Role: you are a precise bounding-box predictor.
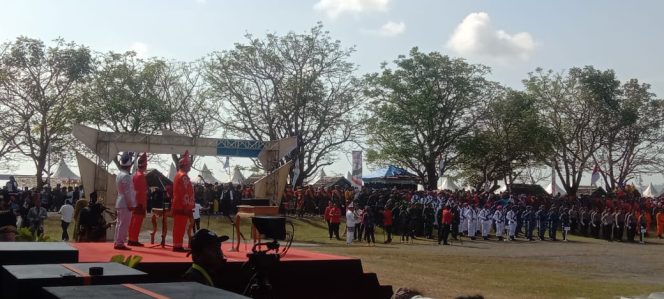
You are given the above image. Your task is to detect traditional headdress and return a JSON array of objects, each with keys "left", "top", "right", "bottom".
[
  {"left": 119, "top": 152, "right": 133, "bottom": 167},
  {"left": 138, "top": 152, "right": 148, "bottom": 168},
  {"left": 179, "top": 150, "right": 190, "bottom": 168}
]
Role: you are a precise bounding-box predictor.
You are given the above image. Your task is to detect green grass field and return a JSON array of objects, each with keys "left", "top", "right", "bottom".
[{"left": 41, "top": 214, "right": 664, "bottom": 299}]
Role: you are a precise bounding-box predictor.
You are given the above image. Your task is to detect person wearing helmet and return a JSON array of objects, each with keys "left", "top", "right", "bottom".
[{"left": 114, "top": 152, "right": 136, "bottom": 250}]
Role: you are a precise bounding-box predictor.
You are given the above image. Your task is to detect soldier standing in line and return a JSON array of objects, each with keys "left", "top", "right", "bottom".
[
  {"left": 479, "top": 204, "right": 492, "bottom": 240},
  {"left": 601, "top": 208, "right": 614, "bottom": 241},
  {"left": 493, "top": 206, "right": 505, "bottom": 241},
  {"left": 465, "top": 204, "right": 478, "bottom": 240},
  {"left": 560, "top": 207, "right": 570, "bottom": 242},
  {"left": 638, "top": 209, "right": 648, "bottom": 244},
  {"left": 536, "top": 205, "right": 547, "bottom": 241},
  {"left": 614, "top": 208, "right": 625, "bottom": 242},
  {"left": 569, "top": 206, "right": 579, "bottom": 235},
  {"left": 451, "top": 203, "right": 461, "bottom": 240},
  {"left": 423, "top": 204, "right": 435, "bottom": 239},
  {"left": 548, "top": 205, "right": 559, "bottom": 241},
  {"left": 590, "top": 207, "right": 601, "bottom": 238},
  {"left": 506, "top": 206, "right": 517, "bottom": 241},
  {"left": 625, "top": 209, "right": 637, "bottom": 243},
  {"left": 523, "top": 206, "right": 535, "bottom": 241},
  {"left": 579, "top": 207, "right": 589, "bottom": 236}
]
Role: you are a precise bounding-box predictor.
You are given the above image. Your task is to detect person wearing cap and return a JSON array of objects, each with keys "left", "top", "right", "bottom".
[
  {"left": 492, "top": 206, "right": 505, "bottom": 241},
  {"left": 128, "top": 153, "right": 148, "bottom": 247},
  {"left": 173, "top": 150, "right": 195, "bottom": 252},
  {"left": 523, "top": 206, "right": 535, "bottom": 241},
  {"left": 114, "top": 152, "right": 136, "bottom": 250},
  {"left": 506, "top": 206, "right": 517, "bottom": 241},
  {"left": 183, "top": 228, "right": 229, "bottom": 287},
  {"left": 345, "top": 203, "right": 357, "bottom": 245},
  {"left": 536, "top": 205, "right": 547, "bottom": 241},
  {"left": 478, "top": 204, "right": 492, "bottom": 240}
]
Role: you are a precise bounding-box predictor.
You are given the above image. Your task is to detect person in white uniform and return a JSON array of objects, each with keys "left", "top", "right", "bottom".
[
  {"left": 479, "top": 204, "right": 492, "bottom": 240},
  {"left": 464, "top": 204, "right": 477, "bottom": 240},
  {"left": 493, "top": 206, "right": 505, "bottom": 241},
  {"left": 506, "top": 206, "right": 517, "bottom": 241},
  {"left": 114, "top": 152, "right": 136, "bottom": 250},
  {"left": 345, "top": 203, "right": 358, "bottom": 245}
]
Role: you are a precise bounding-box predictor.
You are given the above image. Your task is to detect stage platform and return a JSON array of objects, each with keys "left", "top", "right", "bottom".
[
  {"left": 72, "top": 243, "right": 392, "bottom": 299},
  {"left": 72, "top": 242, "right": 350, "bottom": 263}
]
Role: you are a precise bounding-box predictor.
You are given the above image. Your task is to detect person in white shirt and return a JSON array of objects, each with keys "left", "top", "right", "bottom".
[
  {"left": 114, "top": 152, "right": 136, "bottom": 250},
  {"left": 345, "top": 203, "right": 357, "bottom": 245},
  {"left": 58, "top": 200, "right": 74, "bottom": 241},
  {"left": 493, "top": 206, "right": 505, "bottom": 241},
  {"left": 192, "top": 202, "right": 203, "bottom": 233}
]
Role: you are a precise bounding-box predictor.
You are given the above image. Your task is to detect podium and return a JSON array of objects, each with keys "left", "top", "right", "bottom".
[{"left": 232, "top": 198, "right": 279, "bottom": 251}]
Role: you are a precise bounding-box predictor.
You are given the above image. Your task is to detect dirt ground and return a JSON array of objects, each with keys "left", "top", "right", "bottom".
[{"left": 311, "top": 234, "right": 664, "bottom": 299}]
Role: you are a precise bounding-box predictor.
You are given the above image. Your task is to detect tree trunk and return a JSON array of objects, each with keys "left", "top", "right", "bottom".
[{"left": 425, "top": 162, "right": 438, "bottom": 190}]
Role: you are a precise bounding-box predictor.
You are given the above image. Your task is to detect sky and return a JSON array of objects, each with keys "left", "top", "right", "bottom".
[{"left": 1, "top": 0, "right": 663, "bottom": 187}]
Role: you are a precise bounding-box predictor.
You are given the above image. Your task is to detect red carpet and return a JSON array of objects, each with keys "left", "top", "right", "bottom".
[{"left": 72, "top": 242, "right": 349, "bottom": 263}]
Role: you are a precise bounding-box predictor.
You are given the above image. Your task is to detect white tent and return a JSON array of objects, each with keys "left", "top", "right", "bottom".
[
  {"left": 464, "top": 185, "right": 475, "bottom": 192},
  {"left": 437, "top": 177, "right": 460, "bottom": 191},
  {"left": 231, "top": 166, "right": 246, "bottom": 185},
  {"left": 493, "top": 184, "right": 508, "bottom": 194},
  {"left": 52, "top": 160, "right": 80, "bottom": 180},
  {"left": 196, "top": 164, "right": 220, "bottom": 184},
  {"left": 642, "top": 183, "right": 658, "bottom": 198},
  {"left": 545, "top": 182, "right": 567, "bottom": 196},
  {"left": 167, "top": 163, "right": 177, "bottom": 181}
]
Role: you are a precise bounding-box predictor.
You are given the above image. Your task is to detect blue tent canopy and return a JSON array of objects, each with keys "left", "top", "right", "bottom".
[{"left": 363, "top": 165, "right": 417, "bottom": 180}]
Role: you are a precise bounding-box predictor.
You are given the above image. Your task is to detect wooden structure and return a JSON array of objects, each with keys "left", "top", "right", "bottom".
[{"left": 72, "top": 124, "right": 296, "bottom": 247}]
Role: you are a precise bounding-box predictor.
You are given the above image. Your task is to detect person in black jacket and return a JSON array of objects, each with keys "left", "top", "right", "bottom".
[
  {"left": 183, "top": 229, "right": 229, "bottom": 287},
  {"left": 548, "top": 206, "right": 559, "bottom": 241}
]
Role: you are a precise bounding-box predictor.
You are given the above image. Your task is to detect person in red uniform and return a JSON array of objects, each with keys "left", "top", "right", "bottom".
[
  {"left": 328, "top": 203, "right": 341, "bottom": 240},
  {"left": 173, "top": 150, "right": 195, "bottom": 252},
  {"left": 128, "top": 153, "right": 148, "bottom": 246},
  {"left": 438, "top": 205, "right": 453, "bottom": 245}
]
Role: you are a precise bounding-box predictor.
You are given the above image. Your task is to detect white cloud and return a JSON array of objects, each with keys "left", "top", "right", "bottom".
[
  {"left": 129, "top": 42, "right": 149, "bottom": 58},
  {"left": 378, "top": 21, "right": 406, "bottom": 37},
  {"left": 195, "top": 0, "right": 207, "bottom": 4},
  {"left": 447, "top": 12, "right": 536, "bottom": 62},
  {"left": 314, "top": 0, "right": 390, "bottom": 19}
]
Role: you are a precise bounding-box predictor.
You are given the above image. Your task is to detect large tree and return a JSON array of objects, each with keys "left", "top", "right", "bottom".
[
  {"left": 365, "top": 47, "right": 498, "bottom": 189},
  {"left": 0, "top": 37, "right": 91, "bottom": 188},
  {"left": 456, "top": 90, "right": 552, "bottom": 191},
  {"left": 524, "top": 66, "right": 617, "bottom": 196},
  {"left": 205, "top": 24, "right": 364, "bottom": 186},
  {"left": 592, "top": 79, "right": 664, "bottom": 190},
  {"left": 80, "top": 51, "right": 172, "bottom": 135}
]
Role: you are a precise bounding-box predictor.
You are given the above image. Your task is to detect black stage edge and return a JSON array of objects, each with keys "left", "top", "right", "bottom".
[
  {"left": 1, "top": 262, "right": 148, "bottom": 299},
  {"left": 44, "top": 282, "right": 251, "bottom": 299},
  {"left": 135, "top": 258, "right": 393, "bottom": 299},
  {"left": 0, "top": 242, "right": 78, "bottom": 265}
]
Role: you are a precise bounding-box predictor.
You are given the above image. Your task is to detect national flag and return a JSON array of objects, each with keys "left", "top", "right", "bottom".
[
  {"left": 591, "top": 164, "right": 600, "bottom": 186},
  {"left": 223, "top": 156, "right": 230, "bottom": 169}
]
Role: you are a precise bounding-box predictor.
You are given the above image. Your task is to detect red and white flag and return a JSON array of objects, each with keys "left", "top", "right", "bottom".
[{"left": 591, "top": 164, "right": 600, "bottom": 186}]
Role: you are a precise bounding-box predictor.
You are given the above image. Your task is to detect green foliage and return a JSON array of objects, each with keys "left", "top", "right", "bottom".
[
  {"left": 110, "top": 254, "right": 142, "bottom": 268},
  {"left": 365, "top": 47, "right": 498, "bottom": 189},
  {"left": 205, "top": 23, "right": 364, "bottom": 187},
  {"left": 0, "top": 37, "right": 92, "bottom": 188},
  {"left": 15, "top": 227, "right": 51, "bottom": 242}
]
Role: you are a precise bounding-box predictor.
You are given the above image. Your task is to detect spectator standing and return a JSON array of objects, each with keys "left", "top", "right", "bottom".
[
  {"left": 28, "top": 196, "right": 48, "bottom": 237},
  {"left": 363, "top": 207, "right": 376, "bottom": 246},
  {"left": 329, "top": 204, "right": 341, "bottom": 240},
  {"left": 382, "top": 205, "right": 393, "bottom": 244},
  {"left": 345, "top": 203, "right": 357, "bottom": 245},
  {"left": 58, "top": 200, "right": 74, "bottom": 241}
]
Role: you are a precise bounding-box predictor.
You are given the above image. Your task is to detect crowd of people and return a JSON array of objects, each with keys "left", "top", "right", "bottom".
[{"left": 276, "top": 184, "right": 664, "bottom": 246}]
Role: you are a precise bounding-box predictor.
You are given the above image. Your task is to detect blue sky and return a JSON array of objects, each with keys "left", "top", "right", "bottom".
[{"left": 1, "top": 0, "right": 663, "bottom": 185}]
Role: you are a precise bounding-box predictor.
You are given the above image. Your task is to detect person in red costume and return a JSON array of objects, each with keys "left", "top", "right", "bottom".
[
  {"left": 173, "top": 150, "right": 195, "bottom": 252},
  {"left": 128, "top": 153, "right": 148, "bottom": 247}
]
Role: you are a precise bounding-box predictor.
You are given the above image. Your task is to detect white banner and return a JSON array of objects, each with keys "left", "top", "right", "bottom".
[{"left": 351, "top": 151, "right": 363, "bottom": 187}]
